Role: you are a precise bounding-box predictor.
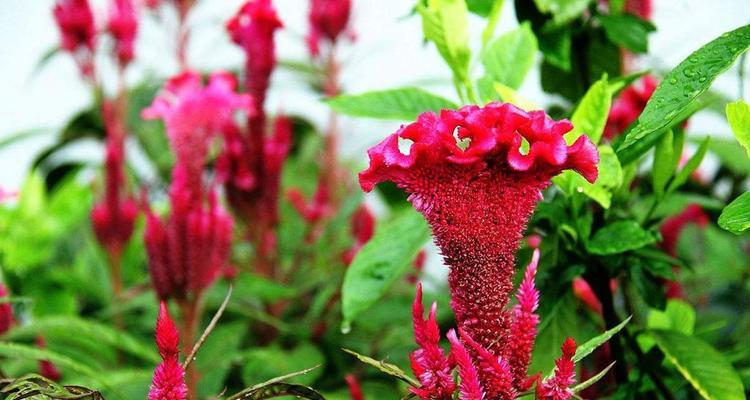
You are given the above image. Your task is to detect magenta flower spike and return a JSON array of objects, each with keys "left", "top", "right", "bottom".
[
  {"left": 107, "top": 0, "right": 139, "bottom": 69},
  {"left": 537, "top": 338, "right": 578, "bottom": 400},
  {"left": 306, "top": 0, "right": 352, "bottom": 57},
  {"left": 148, "top": 303, "right": 187, "bottom": 400},
  {"left": 0, "top": 284, "right": 15, "bottom": 335},
  {"left": 53, "top": 0, "right": 97, "bottom": 78}
]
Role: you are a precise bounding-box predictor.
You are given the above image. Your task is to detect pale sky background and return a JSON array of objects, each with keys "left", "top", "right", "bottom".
[{"left": 0, "top": 0, "right": 748, "bottom": 192}]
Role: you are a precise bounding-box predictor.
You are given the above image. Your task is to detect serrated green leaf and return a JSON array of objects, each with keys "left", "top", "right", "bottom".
[
  {"left": 326, "top": 87, "right": 458, "bottom": 120},
  {"left": 534, "top": 0, "right": 592, "bottom": 24},
  {"left": 481, "top": 23, "right": 538, "bottom": 90},
  {"left": 587, "top": 220, "right": 657, "bottom": 255},
  {"left": 618, "top": 24, "right": 750, "bottom": 163},
  {"left": 667, "top": 136, "right": 709, "bottom": 193},
  {"left": 725, "top": 100, "right": 750, "bottom": 158},
  {"left": 574, "top": 316, "right": 631, "bottom": 363},
  {"left": 568, "top": 76, "right": 611, "bottom": 145},
  {"left": 342, "top": 348, "right": 420, "bottom": 387},
  {"left": 598, "top": 14, "right": 655, "bottom": 54},
  {"left": 341, "top": 209, "right": 431, "bottom": 330},
  {"left": 652, "top": 330, "right": 745, "bottom": 400},
  {"left": 719, "top": 191, "right": 750, "bottom": 234},
  {"left": 418, "top": 0, "right": 471, "bottom": 82}
]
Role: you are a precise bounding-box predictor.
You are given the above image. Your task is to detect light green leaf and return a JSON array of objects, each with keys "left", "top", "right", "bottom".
[
  {"left": 342, "top": 348, "right": 420, "bottom": 387},
  {"left": 647, "top": 300, "right": 696, "bottom": 335},
  {"left": 652, "top": 330, "right": 745, "bottom": 400},
  {"left": 719, "top": 191, "right": 750, "bottom": 234},
  {"left": 240, "top": 343, "right": 324, "bottom": 387},
  {"left": 618, "top": 24, "right": 750, "bottom": 163},
  {"left": 341, "top": 209, "right": 431, "bottom": 331},
  {"left": 493, "top": 82, "right": 538, "bottom": 111},
  {"left": 480, "top": 0, "right": 505, "bottom": 46},
  {"left": 553, "top": 145, "right": 622, "bottom": 209},
  {"left": 533, "top": 0, "right": 592, "bottom": 24},
  {"left": 481, "top": 23, "right": 538, "bottom": 90},
  {"left": 568, "top": 76, "right": 611, "bottom": 145},
  {"left": 652, "top": 130, "right": 675, "bottom": 198},
  {"left": 587, "top": 220, "right": 657, "bottom": 255},
  {"left": 573, "top": 362, "right": 615, "bottom": 394},
  {"left": 0, "top": 342, "right": 106, "bottom": 385},
  {"left": 700, "top": 136, "right": 750, "bottom": 175},
  {"left": 326, "top": 87, "right": 458, "bottom": 120},
  {"left": 418, "top": 0, "right": 471, "bottom": 82},
  {"left": 725, "top": 100, "right": 750, "bottom": 158},
  {"left": 667, "top": 137, "right": 709, "bottom": 193}
]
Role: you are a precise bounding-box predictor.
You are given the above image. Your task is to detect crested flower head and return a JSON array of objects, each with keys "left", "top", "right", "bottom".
[
  {"left": 360, "top": 102, "right": 597, "bottom": 356},
  {"left": 226, "top": 0, "right": 282, "bottom": 104},
  {"left": 306, "top": 0, "right": 352, "bottom": 57},
  {"left": 604, "top": 75, "right": 658, "bottom": 139},
  {"left": 149, "top": 303, "right": 187, "bottom": 400},
  {"left": 107, "top": 0, "right": 139, "bottom": 68},
  {"left": 0, "top": 284, "right": 15, "bottom": 335}
]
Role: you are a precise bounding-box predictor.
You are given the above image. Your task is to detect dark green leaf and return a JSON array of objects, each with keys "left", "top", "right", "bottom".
[
  {"left": 341, "top": 209, "right": 431, "bottom": 330},
  {"left": 725, "top": 100, "right": 750, "bottom": 158},
  {"left": 574, "top": 316, "right": 631, "bottom": 363},
  {"left": 652, "top": 130, "right": 675, "bottom": 198},
  {"left": 587, "top": 220, "right": 657, "bottom": 255},
  {"left": 618, "top": 24, "right": 750, "bottom": 162},
  {"left": 652, "top": 330, "right": 745, "bottom": 400},
  {"left": 598, "top": 14, "right": 655, "bottom": 54},
  {"left": 326, "top": 88, "right": 458, "bottom": 120},
  {"left": 667, "top": 136, "right": 709, "bottom": 193},
  {"left": 718, "top": 191, "right": 750, "bottom": 234}
]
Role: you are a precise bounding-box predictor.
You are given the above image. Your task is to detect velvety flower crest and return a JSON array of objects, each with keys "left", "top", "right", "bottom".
[{"left": 149, "top": 303, "right": 187, "bottom": 400}]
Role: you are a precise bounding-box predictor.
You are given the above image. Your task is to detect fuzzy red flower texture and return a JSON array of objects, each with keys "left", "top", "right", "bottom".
[
  {"left": 361, "top": 102, "right": 597, "bottom": 357},
  {"left": 306, "top": 0, "right": 352, "bottom": 57},
  {"left": 107, "top": 0, "right": 139, "bottom": 68},
  {"left": 604, "top": 75, "right": 658, "bottom": 139},
  {"left": 537, "top": 338, "right": 577, "bottom": 400},
  {"left": 149, "top": 303, "right": 187, "bottom": 400}
]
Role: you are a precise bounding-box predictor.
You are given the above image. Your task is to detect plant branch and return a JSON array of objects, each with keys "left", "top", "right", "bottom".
[{"left": 183, "top": 286, "right": 233, "bottom": 370}]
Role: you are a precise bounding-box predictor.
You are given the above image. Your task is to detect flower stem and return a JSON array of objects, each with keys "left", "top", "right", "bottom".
[{"left": 178, "top": 295, "right": 202, "bottom": 400}]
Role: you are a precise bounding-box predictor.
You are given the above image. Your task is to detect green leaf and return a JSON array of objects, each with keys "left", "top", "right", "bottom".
[
  {"left": 568, "top": 76, "right": 611, "bottom": 145},
  {"left": 0, "top": 343, "right": 105, "bottom": 384},
  {"left": 667, "top": 136, "right": 709, "bottom": 193},
  {"left": 574, "top": 316, "right": 631, "bottom": 363},
  {"left": 725, "top": 100, "right": 750, "bottom": 158},
  {"left": 240, "top": 343, "right": 324, "bottom": 387},
  {"left": 196, "top": 322, "right": 246, "bottom": 398},
  {"left": 480, "top": 0, "right": 505, "bottom": 46},
  {"left": 598, "top": 14, "right": 655, "bottom": 54},
  {"left": 466, "top": 0, "right": 495, "bottom": 16},
  {"left": 618, "top": 24, "right": 750, "bottom": 162},
  {"left": 553, "top": 145, "right": 622, "bottom": 209},
  {"left": 417, "top": 0, "right": 472, "bottom": 82},
  {"left": 341, "top": 209, "right": 431, "bottom": 331},
  {"left": 481, "top": 23, "right": 538, "bottom": 90},
  {"left": 326, "top": 87, "right": 458, "bottom": 120},
  {"left": 719, "top": 191, "right": 750, "bottom": 234},
  {"left": 493, "top": 82, "right": 538, "bottom": 111},
  {"left": 701, "top": 136, "right": 750, "bottom": 175},
  {"left": 533, "top": 0, "right": 592, "bottom": 24},
  {"left": 587, "top": 220, "right": 657, "bottom": 255},
  {"left": 342, "top": 348, "right": 420, "bottom": 387},
  {"left": 652, "top": 130, "right": 675, "bottom": 198},
  {"left": 652, "top": 330, "right": 745, "bottom": 400},
  {"left": 573, "top": 362, "right": 615, "bottom": 394},
  {"left": 647, "top": 300, "right": 696, "bottom": 335},
  {"left": 530, "top": 294, "right": 580, "bottom": 374}
]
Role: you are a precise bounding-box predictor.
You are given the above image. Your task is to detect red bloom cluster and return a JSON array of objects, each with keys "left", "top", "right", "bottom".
[
  {"left": 0, "top": 284, "right": 15, "bottom": 334},
  {"left": 306, "top": 0, "right": 353, "bottom": 57},
  {"left": 342, "top": 204, "right": 375, "bottom": 265},
  {"left": 107, "top": 0, "right": 139, "bottom": 68},
  {"left": 537, "top": 338, "right": 578, "bottom": 400},
  {"left": 604, "top": 75, "right": 658, "bottom": 139},
  {"left": 149, "top": 303, "right": 187, "bottom": 400},
  {"left": 360, "top": 103, "right": 596, "bottom": 398},
  {"left": 91, "top": 102, "right": 138, "bottom": 257},
  {"left": 143, "top": 71, "right": 245, "bottom": 300},
  {"left": 288, "top": 178, "right": 333, "bottom": 225},
  {"left": 53, "top": 0, "right": 96, "bottom": 77}
]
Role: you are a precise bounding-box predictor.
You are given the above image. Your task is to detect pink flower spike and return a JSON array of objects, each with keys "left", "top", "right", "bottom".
[
  {"left": 458, "top": 328, "right": 515, "bottom": 400},
  {"left": 508, "top": 249, "right": 541, "bottom": 387},
  {"left": 107, "top": 0, "right": 139, "bottom": 68},
  {"left": 409, "top": 284, "right": 456, "bottom": 400},
  {"left": 345, "top": 374, "right": 364, "bottom": 400},
  {"left": 306, "top": 0, "right": 352, "bottom": 57},
  {"left": 447, "top": 329, "right": 484, "bottom": 400},
  {"left": 537, "top": 338, "right": 577, "bottom": 400},
  {"left": 53, "top": 0, "right": 97, "bottom": 77},
  {"left": 0, "top": 284, "right": 15, "bottom": 335},
  {"left": 572, "top": 278, "right": 602, "bottom": 314},
  {"left": 149, "top": 303, "right": 187, "bottom": 400}
]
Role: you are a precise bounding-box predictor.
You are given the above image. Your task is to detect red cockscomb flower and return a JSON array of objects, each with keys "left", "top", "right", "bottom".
[
  {"left": 149, "top": 303, "right": 187, "bottom": 400},
  {"left": 604, "top": 75, "right": 658, "bottom": 139},
  {"left": 306, "top": 0, "right": 352, "bottom": 57},
  {"left": 53, "top": 0, "right": 97, "bottom": 78},
  {"left": 360, "top": 102, "right": 597, "bottom": 357},
  {"left": 107, "top": 0, "right": 139, "bottom": 68}
]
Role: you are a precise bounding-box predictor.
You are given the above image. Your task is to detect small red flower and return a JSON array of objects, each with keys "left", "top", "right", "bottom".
[
  {"left": 604, "top": 75, "right": 658, "bottom": 139},
  {"left": 345, "top": 374, "right": 365, "bottom": 400},
  {"left": 53, "top": 0, "right": 97, "bottom": 77},
  {"left": 306, "top": 0, "right": 352, "bottom": 57},
  {"left": 360, "top": 102, "right": 597, "bottom": 357},
  {"left": 572, "top": 277, "right": 602, "bottom": 314},
  {"left": 537, "top": 338, "right": 577, "bottom": 400},
  {"left": 107, "top": 0, "right": 139, "bottom": 68},
  {"left": 447, "top": 329, "right": 484, "bottom": 400},
  {"left": 508, "top": 249, "right": 541, "bottom": 387},
  {"left": 625, "top": 0, "right": 652, "bottom": 20},
  {"left": 149, "top": 303, "right": 187, "bottom": 400},
  {"left": 0, "top": 284, "right": 15, "bottom": 335},
  {"left": 659, "top": 204, "right": 709, "bottom": 299},
  {"left": 342, "top": 204, "right": 376, "bottom": 265}
]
